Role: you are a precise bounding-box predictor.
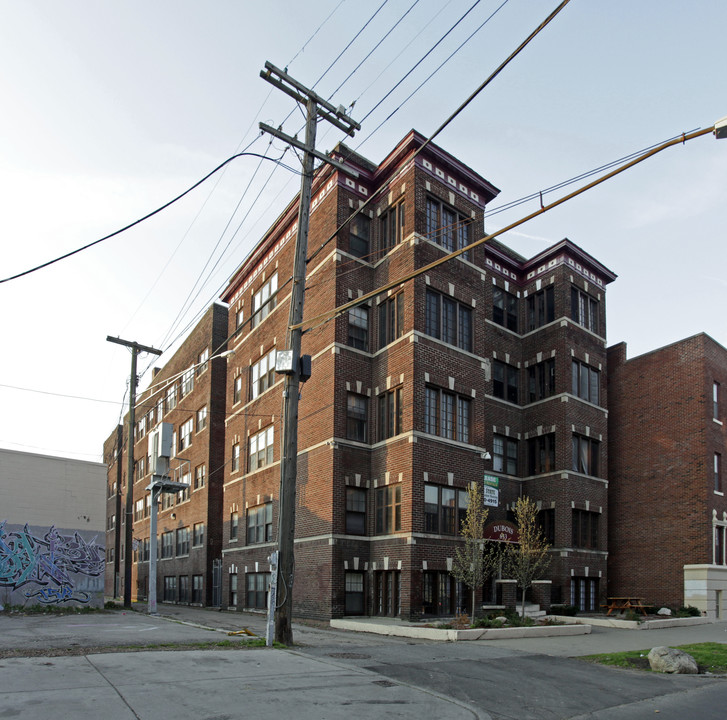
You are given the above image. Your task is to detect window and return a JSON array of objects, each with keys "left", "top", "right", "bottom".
[
  {"left": 178, "top": 575, "right": 190, "bottom": 603},
  {"left": 161, "top": 491, "right": 174, "bottom": 511},
  {"left": 251, "top": 349, "right": 276, "bottom": 399},
  {"left": 177, "top": 472, "right": 191, "bottom": 503},
  {"left": 374, "top": 570, "right": 401, "bottom": 617},
  {"left": 247, "top": 503, "right": 273, "bottom": 544},
  {"left": 715, "top": 525, "right": 726, "bottom": 565},
  {"left": 526, "top": 286, "right": 554, "bottom": 331},
  {"left": 196, "top": 405, "right": 207, "bottom": 432},
  {"left": 194, "top": 464, "right": 206, "bottom": 490},
  {"left": 572, "top": 509, "right": 599, "bottom": 549},
  {"left": 425, "top": 197, "right": 472, "bottom": 259},
  {"left": 349, "top": 214, "right": 371, "bottom": 259},
  {"left": 161, "top": 531, "right": 174, "bottom": 559},
  {"left": 192, "top": 575, "right": 203, "bottom": 604},
  {"left": 181, "top": 367, "right": 194, "bottom": 397},
  {"left": 572, "top": 360, "right": 600, "bottom": 404},
  {"left": 424, "top": 387, "right": 470, "bottom": 443},
  {"left": 714, "top": 382, "right": 720, "bottom": 420},
  {"left": 378, "top": 387, "right": 403, "bottom": 441},
  {"left": 348, "top": 306, "right": 369, "bottom": 351},
  {"left": 165, "top": 383, "right": 177, "bottom": 413},
  {"left": 135, "top": 457, "right": 145, "bottom": 481},
  {"left": 107, "top": 514, "right": 116, "bottom": 531},
  {"left": 425, "top": 289, "right": 472, "bottom": 351},
  {"left": 229, "top": 573, "right": 238, "bottom": 606},
  {"left": 134, "top": 499, "right": 144, "bottom": 522},
  {"left": 345, "top": 572, "right": 365, "bottom": 614},
  {"left": 249, "top": 426, "right": 274, "bottom": 471},
  {"left": 493, "top": 361, "right": 519, "bottom": 404},
  {"left": 493, "top": 435, "right": 518, "bottom": 475},
  {"left": 528, "top": 434, "right": 556, "bottom": 475},
  {"left": 346, "top": 487, "right": 366, "bottom": 535},
  {"left": 176, "top": 527, "right": 189, "bottom": 556},
  {"left": 715, "top": 453, "right": 722, "bottom": 493},
  {"left": 528, "top": 358, "right": 556, "bottom": 403},
  {"left": 380, "top": 201, "right": 405, "bottom": 252},
  {"left": 163, "top": 576, "right": 177, "bottom": 602},
  {"left": 233, "top": 375, "right": 243, "bottom": 404},
  {"left": 493, "top": 287, "right": 518, "bottom": 332},
  {"left": 346, "top": 393, "right": 368, "bottom": 442},
  {"left": 424, "top": 484, "right": 468, "bottom": 535},
  {"left": 246, "top": 573, "right": 270, "bottom": 609},
  {"left": 196, "top": 348, "right": 209, "bottom": 375},
  {"left": 251, "top": 273, "right": 278, "bottom": 328},
  {"left": 136, "top": 415, "right": 146, "bottom": 441},
  {"left": 378, "top": 293, "right": 404, "bottom": 347},
  {"left": 179, "top": 417, "right": 193, "bottom": 451},
  {"left": 571, "top": 287, "right": 599, "bottom": 333},
  {"left": 572, "top": 435, "right": 599, "bottom": 476},
  {"left": 375, "top": 485, "right": 401, "bottom": 534},
  {"left": 231, "top": 443, "right": 240, "bottom": 472},
  {"left": 193, "top": 523, "right": 205, "bottom": 547},
  {"left": 235, "top": 308, "right": 244, "bottom": 330},
  {"left": 539, "top": 508, "right": 556, "bottom": 545},
  {"left": 571, "top": 577, "right": 598, "bottom": 612},
  {"left": 230, "top": 511, "right": 239, "bottom": 540}
]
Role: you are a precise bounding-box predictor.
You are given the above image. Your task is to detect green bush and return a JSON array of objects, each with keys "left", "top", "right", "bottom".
[
  {"left": 550, "top": 604, "right": 578, "bottom": 616},
  {"left": 676, "top": 605, "right": 702, "bottom": 617}
]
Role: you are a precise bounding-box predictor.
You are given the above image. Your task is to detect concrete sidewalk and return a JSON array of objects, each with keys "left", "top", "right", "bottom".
[{"left": 0, "top": 648, "right": 485, "bottom": 720}]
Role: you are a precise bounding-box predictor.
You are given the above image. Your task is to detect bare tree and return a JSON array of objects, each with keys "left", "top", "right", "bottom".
[
  {"left": 451, "top": 482, "right": 498, "bottom": 619},
  {"left": 505, "top": 496, "right": 551, "bottom": 618}
]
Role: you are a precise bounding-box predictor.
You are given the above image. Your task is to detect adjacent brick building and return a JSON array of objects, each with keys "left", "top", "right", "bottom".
[
  {"left": 607, "top": 334, "right": 727, "bottom": 618},
  {"left": 104, "top": 302, "right": 228, "bottom": 605}
]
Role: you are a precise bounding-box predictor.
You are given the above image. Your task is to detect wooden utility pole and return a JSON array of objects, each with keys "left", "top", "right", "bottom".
[
  {"left": 259, "top": 61, "right": 359, "bottom": 645},
  {"left": 107, "top": 336, "right": 163, "bottom": 608}
]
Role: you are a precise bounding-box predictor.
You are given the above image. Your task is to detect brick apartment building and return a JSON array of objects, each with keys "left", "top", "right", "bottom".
[
  {"left": 105, "top": 131, "right": 618, "bottom": 619},
  {"left": 608, "top": 334, "right": 727, "bottom": 618},
  {"left": 217, "top": 130, "right": 616, "bottom": 619},
  {"left": 104, "top": 302, "right": 228, "bottom": 605}
]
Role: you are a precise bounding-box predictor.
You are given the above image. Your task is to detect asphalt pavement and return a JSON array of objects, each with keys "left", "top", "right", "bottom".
[{"left": 1, "top": 605, "right": 727, "bottom": 720}]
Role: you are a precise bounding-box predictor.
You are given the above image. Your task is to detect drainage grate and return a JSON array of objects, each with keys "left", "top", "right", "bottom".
[
  {"left": 327, "top": 652, "right": 371, "bottom": 659},
  {"left": 372, "top": 679, "right": 398, "bottom": 687}
]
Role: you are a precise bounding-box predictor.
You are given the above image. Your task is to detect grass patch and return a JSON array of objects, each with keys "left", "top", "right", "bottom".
[{"left": 581, "top": 643, "right": 727, "bottom": 674}]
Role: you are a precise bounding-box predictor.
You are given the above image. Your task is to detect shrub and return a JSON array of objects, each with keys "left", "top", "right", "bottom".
[
  {"left": 676, "top": 605, "right": 702, "bottom": 617},
  {"left": 550, "top": 604, "right": 578, "bottom": 616}
]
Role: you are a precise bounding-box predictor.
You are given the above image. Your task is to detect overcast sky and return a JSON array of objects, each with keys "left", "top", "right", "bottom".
[{"left": 1, "top": 0, "right": 725, "bottom": 462}]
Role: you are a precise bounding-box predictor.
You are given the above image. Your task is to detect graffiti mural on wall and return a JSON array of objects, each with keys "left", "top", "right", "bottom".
[{"left": 0, "top": 521, "right": 104, "bottom": 604}]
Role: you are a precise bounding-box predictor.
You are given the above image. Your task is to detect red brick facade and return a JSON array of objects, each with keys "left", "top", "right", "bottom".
[
  {"left": 106, "top": 131, "right": 619, "bottom": 619},
  {"left": 607, "top": 334, "right": 727, "bottom": 614}
]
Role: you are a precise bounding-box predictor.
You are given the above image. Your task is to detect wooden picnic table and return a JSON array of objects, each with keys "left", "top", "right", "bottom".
[{"left": 602, "top": 597, "right": 651, "bottom": 616}]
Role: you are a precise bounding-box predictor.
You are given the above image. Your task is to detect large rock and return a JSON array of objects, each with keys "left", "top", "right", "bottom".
[
  {"left": 656, "top": 607, "right": 672, "bottom": 616},
  {"left": 647, "top": 646, "right": 698, "bottom": 674}
]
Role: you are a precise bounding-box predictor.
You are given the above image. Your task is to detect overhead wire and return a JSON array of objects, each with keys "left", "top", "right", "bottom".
[
  {"left": 354, "top": 0, "right": 510, "bottom": 150},
  {"left": 306, "top": 0, "right": 572, "bottom": 273},
  {"left": 0, "top": 151, "right": 301, "bottom": 285},
  {"left": 299, "top": 125, "right": 716, "bottom": 337}
]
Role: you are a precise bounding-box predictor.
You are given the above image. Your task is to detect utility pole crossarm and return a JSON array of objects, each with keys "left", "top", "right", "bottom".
[
  {"left": 106, "top": 336, "right": 163, "bottom": 357},
  {"left": 258, "top": 123, "right": 359, "bottom": 178},
  {"left": 261, "top": 61, "right": 360, "bottom": 135}
]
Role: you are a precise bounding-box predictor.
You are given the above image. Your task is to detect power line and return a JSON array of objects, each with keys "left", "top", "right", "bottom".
[
  {"left": 298, "top": 125, "right": 716, "bottom": 335},
  {"left": 306, "top": 0, "right": 572, "bottom": 270},
  {"left": 0, "top": 152, "right": 301, "bottom": 285},
  {"left": 355, "top": 0, "right": 509, "bottom": 149}
]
